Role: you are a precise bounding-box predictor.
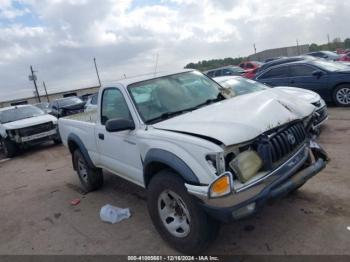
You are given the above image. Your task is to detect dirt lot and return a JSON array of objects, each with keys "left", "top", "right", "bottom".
[{"left": 0, "top": 107, "right": 349, "bottom": 255}]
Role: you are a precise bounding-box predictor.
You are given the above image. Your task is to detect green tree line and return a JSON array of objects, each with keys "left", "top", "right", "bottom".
[
  {"left": 309, "top": 38, "right": 350, "bottom": 52},
  {"left": 185, "top": 38, "right": 350, "bottom": 71}
]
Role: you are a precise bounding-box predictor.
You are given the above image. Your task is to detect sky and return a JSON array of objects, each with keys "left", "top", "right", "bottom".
[{"left": 0, "top": 0, "right": 349, "bottom": 101}]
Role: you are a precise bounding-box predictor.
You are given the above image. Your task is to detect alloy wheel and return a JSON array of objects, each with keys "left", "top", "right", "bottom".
[{"left": 336, "top": 87, "right": 350, "bottom": 105}]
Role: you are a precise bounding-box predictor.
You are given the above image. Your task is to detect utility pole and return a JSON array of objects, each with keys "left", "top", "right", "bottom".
[
  {"left": 253, "top": 43, "right": 257, "bottom": 54},
  {"left": 327, "top": 33, "right": 331, "bottom": 49},
  {"left": 296, "top": 39, "right": 300, "bottom": 55},
  {"left": 93, "top": 57, "right": 102, "bottom": 87},
  {"left": 154, "top": 53, "right": 159, "bottom": 76},
  {"left": 43, "top": 81, "right": 50, "bottom": 102},
  {"left": 29, "top": 65, "right": 41, "bottom": 103}
]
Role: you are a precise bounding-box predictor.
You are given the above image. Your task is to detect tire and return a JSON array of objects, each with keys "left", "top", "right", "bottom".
[
  {"left": 147, "top": 170, "right": 219, "bottom": 254},
  {"left": 53, "top": 138, "right": 62, "bottom": 145},
  {"left": 73, "top": 149, "right": 103, "bottom": 192},
  {"left": 333, "top": 84, "right": 350, "bottom": 107},
  {"left": 1, "top": 139, "right": 17, "bottom": 158}
]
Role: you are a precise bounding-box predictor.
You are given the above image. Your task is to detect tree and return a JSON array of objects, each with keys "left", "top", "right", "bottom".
[
  {"left": 345, "top": 38, "right": 350, "bottom": 49},
  {"left": 309, "top": 43, "right": 319, "bottom": 52}
]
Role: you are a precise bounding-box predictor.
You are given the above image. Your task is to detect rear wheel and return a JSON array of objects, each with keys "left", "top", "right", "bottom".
[
  {"left": 333, "top": 84, "right": 350, "bottom": 107},
  {"left": 1, "top": 139, "right": 17, "bottom": 158},
  {"left": 73, "top": 149, "right": 103, "bottom": 192},
  {"left": 147, "top": 170, "right": 219, "bottom": 254}
]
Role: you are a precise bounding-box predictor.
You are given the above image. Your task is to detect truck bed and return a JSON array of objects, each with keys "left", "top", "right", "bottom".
[{"left": 64, "top": 110, "right": 97, "bottom": 123}]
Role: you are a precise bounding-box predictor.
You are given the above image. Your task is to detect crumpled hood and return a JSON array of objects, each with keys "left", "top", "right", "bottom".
[
  {"left": 272, "top": 86, "right": 320, "bottom": 103},
  {"left": 1, "top": 114, "right": 57, "bottom": 130},
  {"left": 153, "top": 91, "right": 315, "bottom": 145}
]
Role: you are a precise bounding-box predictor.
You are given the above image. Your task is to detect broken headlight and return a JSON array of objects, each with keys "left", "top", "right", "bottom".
[
  {"left": 229, "top": 150, "right": 263, "bottom": 183},
  {"left": 206, "top": 152, "right": 225, "bottom": 175}
]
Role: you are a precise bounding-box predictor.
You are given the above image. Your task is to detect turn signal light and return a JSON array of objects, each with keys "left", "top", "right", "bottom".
[{"left": 209, "top": 174, "right": 231, "bottom": 198}]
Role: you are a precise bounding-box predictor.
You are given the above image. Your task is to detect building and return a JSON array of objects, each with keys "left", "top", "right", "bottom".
[
  {"left": 248, "top": 44, "right": 310, "bottom": 62},
  {"left": 0, "top": 86, "right": 100, "bottom": 108}
]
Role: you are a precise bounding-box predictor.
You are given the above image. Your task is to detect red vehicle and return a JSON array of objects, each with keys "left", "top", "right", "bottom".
[
  {"left": 336, "top": 49, "right": 350, "bottom": 55},
  {"left": 339, "top": 53, "right": 350, "bottom": 62},
  {"left": 242, "top": 68, "right": 258, "bottom": 79},
  {"left": 239, "top": 61, "right": 262, "bottom": 71}
]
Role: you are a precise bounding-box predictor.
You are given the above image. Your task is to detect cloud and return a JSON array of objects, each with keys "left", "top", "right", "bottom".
[{"left": 0, "top": 0, "right": 349, "bottom": 101}]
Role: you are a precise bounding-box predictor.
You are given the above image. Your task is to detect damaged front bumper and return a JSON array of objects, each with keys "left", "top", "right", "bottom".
[{"left": 185, "top": 140, "right": 328, "bottom": 223}]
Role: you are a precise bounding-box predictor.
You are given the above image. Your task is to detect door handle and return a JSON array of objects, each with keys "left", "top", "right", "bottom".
[
  {"left": 290, "top": 80, "right": 295, "bottom": 84},
  {"left": 98, "top": 133, "right": 104, "bottom": 140}
]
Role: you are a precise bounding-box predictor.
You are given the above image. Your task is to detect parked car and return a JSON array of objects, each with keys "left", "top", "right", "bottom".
[
  {"left": 84, "top": 93, "right": 98, "bottom": 112},
  {"left": 204, "top": 66, "right": 245, "bottom": 77},
  {"left": 238, "top": 61, "right": 262, "bottom": 71},
  {"left": 257, "top": 56, "right": 316, "bottom": 74},
  {"left": 338, "top": 61, "right": 350, "bottom": 67},
  {"left": 306, "top": 51, "right": 340, "bottom": 61},
  {"left": 339, "top": 52, "right": 350, "bottom": 62},
  {"left": 0, "top": 105, "right": 60, "bottom": 157},
  {"left": 255, "top": 59, "right": 350, "bottom": 106},
  {"left": 49, "top": 97, "right": 86, "bottom": 118},
  {"left": 213, "top": 76, "right": 328, "bottom": 130},
  {"left": 59, "top": 70, "right": 328, "bottom": 254},
  {"left": 34, "top": 102, "right": 51, "bottom": 114},
  {"left": 264, "top": 57, "right": 286, "bottom": 63}
]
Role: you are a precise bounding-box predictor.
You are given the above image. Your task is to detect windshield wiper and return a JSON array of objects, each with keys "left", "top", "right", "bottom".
[{"left": 146, "top": 109, "right": 192, "bottom": 124}]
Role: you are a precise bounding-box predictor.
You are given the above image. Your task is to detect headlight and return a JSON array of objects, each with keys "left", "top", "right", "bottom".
[
  {"left": 229, "top": 151, "right": 262, "bottom": 183},
  {"left": 303, "top": 115, "right": 313, "bottom": 128},
  {"left": 208, "top": 172, "right": 232, "bottom": 198},
  {"left": 206, "top": 153, "right": 225, "bottom": 175}
]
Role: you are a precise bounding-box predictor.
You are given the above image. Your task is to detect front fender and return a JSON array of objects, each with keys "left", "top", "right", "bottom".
[
  {"left": 143, "top": 148, "right": 200, "bottom": 186},
  {"left": 67, "top": 133, "right": 95, "bottom": 170}
]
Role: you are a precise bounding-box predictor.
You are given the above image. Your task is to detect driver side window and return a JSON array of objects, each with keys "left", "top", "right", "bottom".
[{"left": 101, "top": 88, "right": 133, "bottom": 125}]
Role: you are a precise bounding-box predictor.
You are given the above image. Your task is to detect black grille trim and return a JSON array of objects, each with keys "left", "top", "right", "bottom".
[
  {"left": 18, "top": 122, "right": 54, "bottom": 137},
  {"left": 268, "top": 122, "right": 306, "bottom": 165}
]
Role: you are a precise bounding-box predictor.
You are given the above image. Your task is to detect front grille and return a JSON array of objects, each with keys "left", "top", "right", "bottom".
[
  {"left": 268, "top": 122, "right": 306, "bottom": 163},
  {"left": 18, "top": 122, "right": 54, "bottom": 137}
]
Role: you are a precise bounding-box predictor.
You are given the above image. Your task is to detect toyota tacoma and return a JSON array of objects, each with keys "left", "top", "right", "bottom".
[{"left": 58, "top": 70, "right": 328, "bottom": 254}]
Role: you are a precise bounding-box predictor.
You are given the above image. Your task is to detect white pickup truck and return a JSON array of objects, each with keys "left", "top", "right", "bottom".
[
  {"left": 0, "top": 105, "right": 60, "bottom": 157},
  {"left": 59, "top": 70, "right": 328, "bottom": 254}
]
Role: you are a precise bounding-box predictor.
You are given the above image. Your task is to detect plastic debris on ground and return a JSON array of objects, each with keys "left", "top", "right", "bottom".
[
  {"left": 70, "top": 198, "right": 81, "bottom": 206},
  {"left": 100, "top": 204, "right": 131, "bottom": 224}
]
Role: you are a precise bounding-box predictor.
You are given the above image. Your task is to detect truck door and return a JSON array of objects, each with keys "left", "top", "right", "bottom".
[{"left": 95, "top": 87, "right": 143, "bottom": 185}]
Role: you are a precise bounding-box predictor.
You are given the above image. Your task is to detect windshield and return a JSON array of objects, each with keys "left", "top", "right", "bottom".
[
  {"left": 219, "top": 78, "right": 267, "bottom": 97},
  {"left": 0, "top": 106, "right": 45, "bottom": 124},
  {"left": 229, "top": 66, "right": 245, "bottom": 73},
  {"left": 57, "top": 97, "right": 83, "bottom": 107},
  {"left": 128, "top": 71, "right": 223, "bottom": 124},
  {"left": 35, "top": 102, "right": 49, "bottom": 110},
  {"left": 313, "top": 60, "right": 349, "bottom": 71}
]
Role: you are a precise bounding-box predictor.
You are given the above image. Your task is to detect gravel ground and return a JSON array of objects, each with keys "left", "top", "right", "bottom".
[{"left": 0, "top": 107, "right": 349, "bottom": 255}]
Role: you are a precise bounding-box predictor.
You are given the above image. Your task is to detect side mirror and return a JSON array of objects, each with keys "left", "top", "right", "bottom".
[
  {"left": 312, "top": 70, "right": 323, "bottom": 78},
  {"left": 105, "top": 119, "right": 135, "bottom": 132}
]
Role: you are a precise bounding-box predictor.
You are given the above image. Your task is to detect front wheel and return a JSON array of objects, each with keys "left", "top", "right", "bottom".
[
  {"left": 333, "top": 85, "right": 350, "bottom": 107},
  {"left": 1, "top": 139, "right": 17, "bottom": 158},
  {"left": 147, "top": 170, "right": 219, "bottom": 254}
]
